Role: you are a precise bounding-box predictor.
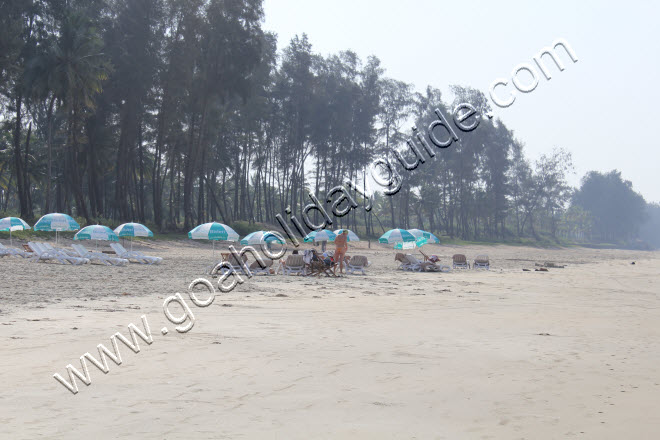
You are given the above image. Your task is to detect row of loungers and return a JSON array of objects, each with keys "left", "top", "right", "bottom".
[
  {"left": 449, "top": 253, "right": 490, "bottom": 270},
  {"left": 212, "top": 253, "right": 371, "bottom": 276},
  {"left": 398, "top": 252, "right": 490, "bottom": 271},
  {"left": 0, "top": 242, "right": 161, "bottom": 266}
]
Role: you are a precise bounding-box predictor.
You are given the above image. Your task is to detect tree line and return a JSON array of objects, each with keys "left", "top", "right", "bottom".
[{"left": 0, "top": 0, "right": 655, "bottom": 246}]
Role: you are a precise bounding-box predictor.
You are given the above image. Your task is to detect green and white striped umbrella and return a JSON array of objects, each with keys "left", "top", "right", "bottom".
[
  {"left": 240, "top": 230, "right": 285, "bottom": 246},
  {"left": 0, "top": 217, "right": 31, "bottom": 246},
  {"left": 378, "top": 228, "right": 416, "bottom": 244},
  {"left": 114, "top": 223, "right": 154, "bottom": 238},
  {"left": 74, "top": 225, "right": 119, "bottom": 242},
  {"left": 333, "top": 229, "right": 360, "bottom": 242},
  {"left": 188, "top": 222, "right": 239, "bottom": 241},
  {"left": 34, "top": 213, "right": 80, "bottom": 231},
  {"left": 34, "top": 213, "right": 80, "bottom": 244},
  {"left": 189, "top": 222, "right": 239, "bottom": 259},
  {"left": 407, "top": 229, "right": 440, "bottom": 244},
  {"left": 303, "top": 230, "right": 337, "bottom": 242},
  {"left": 394, "top": 236, "right": 428, "bottom": 250}
]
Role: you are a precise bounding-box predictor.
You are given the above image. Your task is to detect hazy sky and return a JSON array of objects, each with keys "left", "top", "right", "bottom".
[{"left": 263, "top": 0, "right": 660, "bottom": 202}]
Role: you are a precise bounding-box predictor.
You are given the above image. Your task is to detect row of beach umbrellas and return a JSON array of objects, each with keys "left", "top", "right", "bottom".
[
  {"left": 0, "top": 214, "right": 153, "bottom": 247},
  {"left": 2, "top": 214, "right": 441, "bottom": 253}
]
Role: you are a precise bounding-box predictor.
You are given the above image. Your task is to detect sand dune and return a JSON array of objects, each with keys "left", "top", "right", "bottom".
[{"left": 1, "top": 240, "right": 659, "bottom": 439}]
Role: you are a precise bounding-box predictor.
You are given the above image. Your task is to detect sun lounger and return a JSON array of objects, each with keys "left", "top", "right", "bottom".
[
  {"left": 452, "top": 254, "right": 470, "bottom": 269},
  {"left": 41, "top": 242, "right": 82, "bottom": 259},
  {"left": 405, "top": 254, "right": 443, "bottom": 272},
  {"left": 473, "top": 254, "right": 490, "bottom": 270},
  {"left": 395, "top": 253, "right": 417, "bottom": 271},
  {"left": 282, "top": 254, "right": 305, "bottom": 275},
  {"left": 71, "top": 244, "right": 128, "bottom": 266},
  {"left": 346, "top": 255, "right": 370, "bottom": 275},
  {"left": 0, "top": 242, "right": 33, "bottom": 258},
  {"left": 110, "top": 242, "right": 162, "bottom": 265},
  {"left": 248, "top": 258, "right": 273, "bottom": 275},
  {"left": 28, "top": 242, "right": 88, "bottom": 265}
]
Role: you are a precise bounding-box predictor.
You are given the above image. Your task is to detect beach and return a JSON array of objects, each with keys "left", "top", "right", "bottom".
[{"left": 1, "top": 240, "right": 659, "bottom": 439}]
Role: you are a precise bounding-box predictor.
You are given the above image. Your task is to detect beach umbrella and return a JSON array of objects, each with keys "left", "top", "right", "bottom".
[
  {"left": 114, "top": 222, "right": 153, "bottom": 237},
  {"left": 332, "top": 229, "right": 360, "bottom": 242},
  {"left": 114, "top": 222, "right": 154, "bottom": 251},
  {"left": 378, "top": 228, "right": 416, "bottom": 244},
  {"left": 74, "top": 225, "right": 118, "bottom": 250},
  {"left": 33, "top": 213, "right": 80, "bottom": 243},
  {"left": 407, "top": 229, "right": 440, "bottom": 244},
  {"left": 188, "top": 222, "right": 239, "bottom": 258},
  {"left": 0, "top": 217, "right": 31, "bottom": 247},
  {"left": 394, "top": 236, "right": 428, "bottom": 250},
  {"left": 303, "top": 230, "right": 337, "bottom": 243},
  {"left": 240, "top": 230, "right": 285, "bottom": 246}
]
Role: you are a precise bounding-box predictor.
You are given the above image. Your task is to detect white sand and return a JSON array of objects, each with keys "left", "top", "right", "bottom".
[{"left": 1, "top": 239, "right": 659, "bottom": 439}]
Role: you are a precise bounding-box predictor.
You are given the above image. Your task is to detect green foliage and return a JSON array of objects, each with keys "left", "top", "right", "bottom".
[
  {"left": 230, "top": 221, "right": 268, "bottom": 237},
  {"left": 0, "top": 0, "right": 649, "bottom": 249},
  {"left": 571, "top": 170, "right": 647, "bottom": 243}
]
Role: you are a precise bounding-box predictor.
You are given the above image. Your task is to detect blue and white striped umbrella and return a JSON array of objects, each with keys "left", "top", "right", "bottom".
[
  {"left": 188, "top": 222, "right": 239, "bottom": 242},
  {"left": 407, "top": 229, "right": 440, "bottom": 244},
  {"left": 303, "top": 230, "right": 337, "bottom": 243},
  {"left": 34, "top": 213, "right": 80, "bottom": 232},
  {"left": 114, "top": 223, "right": 154, "bottom": 238},
  {"left": 34, "top": 213, "right": 80, "bottom": 244},
  {"left": 333, "top": 229, "right": 360, "bottom": 242},
  {"left": 74, "top": 225, "right": 118, "bottom": 242},
  {"left": 0, "top": 217, "right": 31, "bottom": 246},
  {"left": 240, "top": 230, "right": 285, "bottom": 246},
  {"left": 379, "top": 228, "right": 416, "bottom": 244},
  {"left": 0, "top": 217, "right": 30, "bottom": 232},
  {"left": 394, "top": 236, "right": 428, "bottom": 249}
]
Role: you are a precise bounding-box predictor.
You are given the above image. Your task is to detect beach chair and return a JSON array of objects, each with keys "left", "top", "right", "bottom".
[
  {"left": 0, "top": 242, "right": 33, "bottom": 258},
  {"left": 110, "top": 242, "right": 162, "bottom": 265},
  {"left": 72, "top": 244, "right": 129, "bottom": 266},
  {"left": 406, "top": 254, "right": 441, "bottom": 272},
  {"left": 41, "top": 242, "right": 81, "bottom": 259},
  {"left": 0, "top": 244, "right": 11, "bottom": 258},
  {"left": 305, "top": 250, "right": 337, "bottom": 277},
  {"left": 473, "top": 254, "right": 490, "bottom": 270},
  {"left": 221, "top": 253, "right": 249, "bottom": 274},
  {"left": 29, "top": 242, "right": 88, "bottom": 265},
  {"left": 282, "top": 254, "right": 305, "bottom": 275},
  {"left": 452, "top": 254, "right": 470, "bottom": 269},
  {"left": 346, "top": 255, "right": 370, "bottom": 275},
  {"left": 395, "top": 253, "right": 415, "bottom": 271},
  {"left": 419, "top": 249, "right": 431, "bottom": 261},
  {"left": 248, "top": 258, "right": 274, "bottom": 275}
]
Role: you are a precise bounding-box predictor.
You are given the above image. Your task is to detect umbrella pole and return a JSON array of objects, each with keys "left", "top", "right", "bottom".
[
  {"left": 212, "top": 240, "right": 215, "bottom": 259},
  {"left": 9, "top": 229, "right": 12, "bottom": 247}
]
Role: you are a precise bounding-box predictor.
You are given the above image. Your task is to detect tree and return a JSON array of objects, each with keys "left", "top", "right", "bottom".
[{"left": 572, "top": 170, "right": 647, "bottom": 243}]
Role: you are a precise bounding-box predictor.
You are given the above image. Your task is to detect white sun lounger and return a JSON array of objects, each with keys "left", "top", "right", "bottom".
[
  {"left": 281, "top": 254, "right": 305, "bottom": 275},
  {"left": 110, "top": 242, "right": 162, "bottom": 265},
  {"left": 28, "top": 242, "right": 89, "bottom": 265},
  {"left": 0, "top": 242, "right": 33, "bottom": 258},
  {"left": 346, "top": 255, "right": 370, "bottom": 275},
  {"left": 248, "top": 258, "right": 273, "bottom": 275},
  {"left": 71, "top": 244, "right": 128, "bottom": 266}
]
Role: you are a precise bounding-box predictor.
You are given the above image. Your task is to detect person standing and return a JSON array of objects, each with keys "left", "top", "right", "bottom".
[{"left": 334, "top": 230, "right": 349, "bottom": 275}]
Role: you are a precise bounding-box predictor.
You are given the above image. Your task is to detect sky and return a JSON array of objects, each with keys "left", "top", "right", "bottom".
[{"left": 263, "top": 0, "right": 660, "bottom": 203}]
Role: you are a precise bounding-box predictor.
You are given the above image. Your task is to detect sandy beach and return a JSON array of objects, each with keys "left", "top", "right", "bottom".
[{"left": 1, "top": 240, "right": 659, "bottom": 439}]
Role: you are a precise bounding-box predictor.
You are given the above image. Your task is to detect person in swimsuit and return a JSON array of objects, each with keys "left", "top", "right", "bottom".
[{"left": 334, "top": 230, "right": 348, "bottom": 275}]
